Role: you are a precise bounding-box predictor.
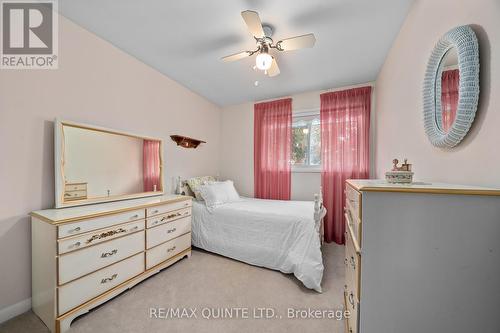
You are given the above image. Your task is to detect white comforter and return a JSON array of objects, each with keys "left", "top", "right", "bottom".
[{"left": 191, "top": 197, "right": 324, "bottom": 292}]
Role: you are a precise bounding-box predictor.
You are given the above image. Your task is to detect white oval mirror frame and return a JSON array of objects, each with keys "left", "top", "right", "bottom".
[{"left": 423, "top": 25, "right": 480, "bottom": 148}]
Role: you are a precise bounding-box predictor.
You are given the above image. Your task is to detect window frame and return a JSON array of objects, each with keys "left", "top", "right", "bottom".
[{"left": 291, "top": 110, "right": 321, "bottom": 173}]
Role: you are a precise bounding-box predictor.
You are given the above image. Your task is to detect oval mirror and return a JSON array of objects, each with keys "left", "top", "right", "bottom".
[{"left": 423, "top": 25, "right": 480, "bottom": 148}]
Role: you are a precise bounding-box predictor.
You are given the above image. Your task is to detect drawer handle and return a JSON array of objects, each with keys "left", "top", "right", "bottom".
[
  {"left": 86, "top": 228, "right": 126, "bottom": 244},
  {"left": 129, "top": 225, "right": 139, "bottom": 232},
  {"left": 183, "top": 211, "right": 189, "bottom": 215},
  {"left": 350, "top": 256, "right": 356, "bottom": 270},
  {"left": 167, "top": 245, "right": 176, "bottom": 253},
  {"left": 130, "top": 214, "right": 139, "bottom": 219},
  {"left": 344, "top": 258, "right": 348, "bottom": 266},
  {"left": 348, "top": 292, "right": 355, "bottom": 308},
  {"left": 101, "top": 273, "right": 118, "bottom": 284},
  {"left": 69, "top": 227, "right": 81, "bottom": 233},
  {"left": 152, "top": 209, "right": 159, "bottom": 214},
  {"left": 64, "top": 193, "right": 72, "bottom": 197},
  {"left": 167, "top": 227, "right": 177, "bottom": 234},
  {"left": 184, "top": 202, "right": 189, "bottom": 206},
  {"left": 71, "top": 241, "right": 81, "bottom": 249},
  {"left": 101, "top": 249, "right": 118, "bottom": 258},
  {"left": 167, "top": 212, "right": 181, "bottom": 219}
]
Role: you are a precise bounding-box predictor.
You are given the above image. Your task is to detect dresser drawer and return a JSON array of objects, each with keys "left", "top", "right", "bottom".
[
  {"left": 146, "top": 233, "right": 191, "bottom": 269},
  {"left": 345, "top": 227, "right": 361, "bottom": 298},
  {"left": 346, "top": 184, "right": 361, "bottom": 222},
  {"left": 58, "top": 209, "right": 145, "bottom": 238},
  {"left": 65, "top": 183, "right": 87, "bottom": 192},
  {"left": 58, "top": 231, "right": 145, "bottom": 285},
  {"left": 146, "top": 216, "right": 191, "bottom": 249},
  {"left": 58, "top": 220, "right": 144, "bottom": 254},
  {"left": 146, "top": 207, "right": 191, "bottom": 228},
  {"left": 146, "top": 199, "right": 192, "bottom": 217},
  {"left": 345, "top": 212, "right": 362, "bottom": 249},
  {"left": 344, "top": 290, "right": 359, "bottom": 333},
  {"left": 58, "top": 252, "right": 144, "bottom": 315},
  {"left": 63, "top": 191, "right": 87, "bottom": 201}
]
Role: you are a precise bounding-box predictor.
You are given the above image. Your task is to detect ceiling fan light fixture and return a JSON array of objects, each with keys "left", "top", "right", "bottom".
[{"left": 255, "top": 52, "right": 273, "bottom": 70}]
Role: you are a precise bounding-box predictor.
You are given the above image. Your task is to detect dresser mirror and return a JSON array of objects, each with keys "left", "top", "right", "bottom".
[
  {"left": 423, "top": 25, "right": 479, "bottom": 148},
  {"left": 55, "top": 120, "right": 164, "bottom": 208}
]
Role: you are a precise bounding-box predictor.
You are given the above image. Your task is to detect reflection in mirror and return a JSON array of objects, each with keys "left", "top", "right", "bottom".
[
  {"left": 61, "top": 124, "right": 162, "bottom": 205},
  {"left": 439, "top": 48, "right": 459, "bottom": 133}
]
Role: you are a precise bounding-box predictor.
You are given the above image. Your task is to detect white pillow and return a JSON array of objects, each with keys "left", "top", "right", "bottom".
[{"left": 198, "top": 180, "right": 240, "bottom": 208}]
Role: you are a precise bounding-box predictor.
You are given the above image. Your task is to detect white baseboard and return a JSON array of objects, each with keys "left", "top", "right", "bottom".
[{"left": 0, "top": 298, "right": 31, "bottom": 324}]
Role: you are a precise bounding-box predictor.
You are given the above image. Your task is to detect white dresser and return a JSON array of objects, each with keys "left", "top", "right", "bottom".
[
  {"left": 344, "top": 180, "right": 500, "bottom": 333},
  {"left": 31, "top": 195, "right": 192, "bottom": 333}
]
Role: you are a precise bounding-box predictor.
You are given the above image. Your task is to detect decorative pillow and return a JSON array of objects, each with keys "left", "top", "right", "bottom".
[
  {"left": 186, "top": 176, "right": 216, "bottom": 200},
  {"left": 198, "top": 180, "right": 240, "bottom": 208}
]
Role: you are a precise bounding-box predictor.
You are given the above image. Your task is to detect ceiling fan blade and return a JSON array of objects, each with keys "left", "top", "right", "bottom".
[
  {"left": 241, "top": 10, "right": 265, "bottom": 38},
  {"left": 267, "top": 57, "right": 280, "bottom": 77},
  {"left": 278, "top": 33, "right": 316, "bottom": 51},
  {"left": 221, "top": 51, "right": 250, "bottom": 62}
]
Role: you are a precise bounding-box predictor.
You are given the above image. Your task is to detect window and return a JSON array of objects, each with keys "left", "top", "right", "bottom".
[{"left": 291, "top": 113, "right": 321, "bottom": 171}]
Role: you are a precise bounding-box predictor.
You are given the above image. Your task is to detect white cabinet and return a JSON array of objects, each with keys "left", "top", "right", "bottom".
[
  {"left": 344, "top": 180, "right": 500, "bottom": 333},
  {"left": 31, "top": 195, "right": 192, "bottom": 333}
]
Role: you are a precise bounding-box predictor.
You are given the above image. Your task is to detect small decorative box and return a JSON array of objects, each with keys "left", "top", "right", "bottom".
[
  {"left": 385, "top": 158, "right": 414, "bottom": 184},
  {"left": 385, "top": 171, "right": 414, "bottom": 184}
]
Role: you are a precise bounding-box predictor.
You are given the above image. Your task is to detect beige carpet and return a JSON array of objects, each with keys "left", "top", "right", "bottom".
[{"left": 0, "top": 244, "right": 345, "bottom": 333}]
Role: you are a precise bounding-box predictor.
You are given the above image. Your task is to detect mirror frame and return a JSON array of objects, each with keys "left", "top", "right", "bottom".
[
  {"left": 423, "top": 25, "right": 480, "bottom": 148},
  {"left": 55, "top": 119, "right": 164, "bottom": 208}
]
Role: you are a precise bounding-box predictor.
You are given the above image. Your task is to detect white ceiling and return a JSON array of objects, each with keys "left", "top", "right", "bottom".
[{"left": 59, "top": 0, "right": 413, "bottom": 107}]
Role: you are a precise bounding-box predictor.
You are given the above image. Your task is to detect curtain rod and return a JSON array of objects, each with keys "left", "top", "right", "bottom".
[{"left": 254, "top": 81, "right": 375, "bottom": 105}]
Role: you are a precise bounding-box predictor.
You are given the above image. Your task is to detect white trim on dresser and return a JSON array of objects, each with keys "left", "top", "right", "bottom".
[
  {"left": 31, "top": 195, "right": 193, "bottom": 333},
  {"left": 0, "top": 298, "right": 31, "bottom": 324}
]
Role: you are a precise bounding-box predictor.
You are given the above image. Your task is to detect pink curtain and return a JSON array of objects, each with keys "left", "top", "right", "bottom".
[
  {"left": 143, "top": 140, "right": 161, "bottom": 192},
  {"left": 254, "top": 98, "right": 292, "bottom": 200},
  {"left": 321, "top": 87, "right": 371, "bottom": 244},
  {"left": 441, "top": 69, "right": 459, "bottom": 131}
]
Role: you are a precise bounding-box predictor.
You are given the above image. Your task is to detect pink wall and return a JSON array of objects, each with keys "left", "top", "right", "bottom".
[
  {"left": 375, "top": 0, "right": 500, "bottom": 187},
  {"left": 0, "top": 15, "right": 221, "bottom": 317}
]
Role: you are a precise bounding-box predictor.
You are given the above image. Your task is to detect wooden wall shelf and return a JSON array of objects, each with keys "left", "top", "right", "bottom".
[{"left": 170, "top": 135, "right": 206, "bottom": 149}]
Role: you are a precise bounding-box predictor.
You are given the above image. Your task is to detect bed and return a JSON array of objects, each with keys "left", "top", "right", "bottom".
[{"left": 189, "top": 191, "right": 326, "bottom": 292}]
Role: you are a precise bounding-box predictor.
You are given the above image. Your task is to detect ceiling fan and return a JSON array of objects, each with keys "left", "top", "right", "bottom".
[{"left": 221, "top": 10, "right": 316, "bottom": 77}]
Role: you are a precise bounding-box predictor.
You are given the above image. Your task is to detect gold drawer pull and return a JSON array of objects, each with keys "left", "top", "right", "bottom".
[
  {"left": 69, "top": 227, "right": 81, "bottom": 233},
  {"left": 166, "top": 227, "right": 177, "bottom": 234},
  {"left": 101, "top": 273, "right": 118, "bottom": 284},
  {"left": 101, "top": 249, "right": 118, "bottom": 258},
  {"left": 167, "top": 245, "right": 176, "bottom": 253},
  {"left": 350, "top": 256, "right": 356, "bottom": 270},
  {"left": 64, "top": 193, "right": 72, "bottom": 197},
  {"left": 86, "top": 228, "right": 126, "bottom": 244},
  {"left": 348, "top": 292, "right": 355, "bottom": 308}
]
